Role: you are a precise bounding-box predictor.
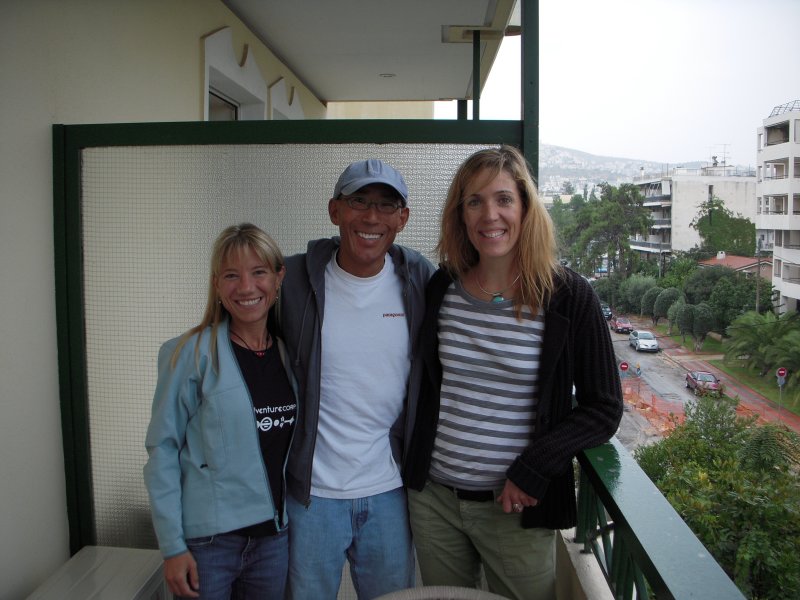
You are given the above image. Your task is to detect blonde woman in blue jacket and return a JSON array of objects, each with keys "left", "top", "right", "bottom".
[{"left": 144, "top": 223, "right": 297, "bottom": 599}]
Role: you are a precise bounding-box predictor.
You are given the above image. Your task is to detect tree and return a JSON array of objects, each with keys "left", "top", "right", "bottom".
[
  {"left": 725, "top": 311, "right": 800, "bottom": 377},
  {"left": 692, "top": 302, "right": 715, "bottom": 351},
  {"left": 676, "top": 302, "right": 694, "bottom": 343},
  {"left": 617, "top": 274, "right": 657, "bottom": 314},
  {"left": 561, "top": 180, "right": 575, "bottom": 195},
  {"left": 635, "top": 257, "right": 660, "bottom": 279},
  {"left": 660, "top": 255, "right": 698, "bottom": 290},
  {"left": 707, "top": 275, "right": 756, "bottom": 332},
  {"left": 640, "top": 286, "right": 663, "bottom": 321},
  {"left": 765, "top": 329, "right": 800, "bottom": 389},
  {"left": 667, "top": 295, "right": 685, "bottom": 336},
  {"left": 635, "top": 396, "right": 800, "bottom": 599},
  {"left": 683, "top": 265, "right": 734, "bottom": 305},
  {"left": 549, "top": 196, "right": 575, "bottom": 256},
  {"left": 568, "top": 192, "right": 585, "bottom": 213},
  {"left": 570, "top": 183, "right": 652, "bottom": 278},
  {"left": 691, "top": 196, "right": 756, "bottom": 257},
  {"left": 592, "top": 276, "right": 614, "bottom": 306},
  {"left": 739, "top": 423, "right": 800, "bottom": 472},
  {"left": 654, "top": 287, "right": 681, "bottom": 327}
]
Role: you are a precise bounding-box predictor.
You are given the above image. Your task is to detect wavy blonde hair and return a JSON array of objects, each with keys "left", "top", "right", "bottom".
[
  {"left": 171, "top": 223, "right": 285, "bottom": 371},
  {"left": 437, "top": 145, "right": 561, "bottom": 316}
]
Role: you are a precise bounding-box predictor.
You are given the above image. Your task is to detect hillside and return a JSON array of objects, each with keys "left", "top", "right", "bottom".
[{"left": 538, "top": 143, "right": 706, "bottom": 195}]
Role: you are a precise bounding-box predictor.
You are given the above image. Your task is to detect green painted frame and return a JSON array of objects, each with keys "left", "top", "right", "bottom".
[{"left": 52, "top": 119, "right": 525, "bottom": 553}]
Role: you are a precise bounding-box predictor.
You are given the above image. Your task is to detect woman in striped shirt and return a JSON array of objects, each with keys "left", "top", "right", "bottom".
[{"left": 404, "top": 146, "right": 623, "bottom": 600}]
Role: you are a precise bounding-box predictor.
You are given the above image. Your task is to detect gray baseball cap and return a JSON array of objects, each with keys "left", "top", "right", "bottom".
[{"left": 333, "top": 159, "right": 409, "bottom": 205}]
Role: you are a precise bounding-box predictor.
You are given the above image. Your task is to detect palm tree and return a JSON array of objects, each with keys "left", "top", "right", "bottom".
[
  {"left": 765, "top": 329, "right": 800, "bottom": 389},
  {"left": 725, "top": 311, "right": 799, "bottom": 376}
]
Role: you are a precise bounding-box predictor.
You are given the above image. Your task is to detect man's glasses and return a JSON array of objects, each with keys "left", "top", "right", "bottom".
[{"left": 340, "top": 196, "right": 403, "bottom": 214}]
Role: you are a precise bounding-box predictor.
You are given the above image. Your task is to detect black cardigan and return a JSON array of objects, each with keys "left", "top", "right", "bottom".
[{"left": 403, "top": 267, "right": 623, "bottom": 530}]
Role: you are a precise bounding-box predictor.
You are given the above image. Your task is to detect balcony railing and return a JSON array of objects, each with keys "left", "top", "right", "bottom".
[
  {"left": 576, "top": 437, "right": 745, "bottom": 599},
  {"left": 630, "top": 240, "right": 671, "bottom": 251},
  {"left": 769, "top": 99, "right": 800, "bottom": 116}
]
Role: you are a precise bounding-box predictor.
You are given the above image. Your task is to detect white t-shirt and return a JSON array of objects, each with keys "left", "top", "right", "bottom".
[{"left": 311, "top": 252, "right": 411, "bottom": 498}]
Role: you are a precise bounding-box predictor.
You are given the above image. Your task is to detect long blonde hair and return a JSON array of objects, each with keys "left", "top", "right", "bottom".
[
  {"left": 171, "top": 223, "right": 285, "bottom": 370},
  {"left": 437, "top": 145, "right": 561, "bottom": 316}
]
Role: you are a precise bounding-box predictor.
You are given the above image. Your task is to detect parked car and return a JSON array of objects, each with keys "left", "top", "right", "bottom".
[
  {"left": 685, "top": 370, "right": 722, "bottom": 396},
  {"left": 609, "top": 316, "right": 632, "bottom": 333},
  {"left": 629, "top": 330, "right": 658, "bottom": 352},
  {"left": 600, "top": 302, "right": 612, "bottom": 320}
]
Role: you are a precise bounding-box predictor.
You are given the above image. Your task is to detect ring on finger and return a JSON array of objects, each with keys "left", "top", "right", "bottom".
[{"left": 512, "top": 503, "right": 523, "bottom": 512}]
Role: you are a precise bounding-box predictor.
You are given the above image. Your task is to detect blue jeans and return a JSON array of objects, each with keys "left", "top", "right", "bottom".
[
  {"left": 287, "top": 488, "right": 415, "bottom": 600},
  {"left": 181, "top": 530, "right": 288, "bottom": 600}
]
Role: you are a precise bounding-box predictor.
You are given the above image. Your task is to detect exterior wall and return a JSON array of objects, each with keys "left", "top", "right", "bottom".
[
  {"left": 670, "top": 176, "right": 757, "bottom": 252},
  {"left": 756, "top": 106, "right": 800, "bottom": 315},
  {"left": 0, "top": 1, "right": 323, "bottom": 597},
  {"left": 327, "top": 101, "right": 434, "bottom": 119}
]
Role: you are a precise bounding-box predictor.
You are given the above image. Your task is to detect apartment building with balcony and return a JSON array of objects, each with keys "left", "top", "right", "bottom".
[
  {"left": 756, "top": 99, "right": 800, "bottom": 314},
  {"left": 631, "top": 165, "right": 757, "bottom": 267}
]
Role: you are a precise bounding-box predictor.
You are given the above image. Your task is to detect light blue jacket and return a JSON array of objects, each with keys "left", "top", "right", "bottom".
[{"left": 143, "top": 318, "right": 298, "bottom": 558}]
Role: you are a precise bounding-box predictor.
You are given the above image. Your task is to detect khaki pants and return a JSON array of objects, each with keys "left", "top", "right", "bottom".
[{"left": 408, "top": 481, "right": 556, "bottom": 600}]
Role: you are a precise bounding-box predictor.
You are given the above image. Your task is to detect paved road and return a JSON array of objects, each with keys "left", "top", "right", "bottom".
[{"left": 610, "top": 315, "right": 800, "bottom": 451}]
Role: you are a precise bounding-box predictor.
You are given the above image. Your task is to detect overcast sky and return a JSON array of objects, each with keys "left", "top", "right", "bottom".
[{"left": 439, "top": 0, "right": 799, "bottom": 168}]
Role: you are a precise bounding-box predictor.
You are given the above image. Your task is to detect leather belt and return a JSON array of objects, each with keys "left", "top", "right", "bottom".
[{"left": 439, "top": 483, "right": 494, "bottom": 502}]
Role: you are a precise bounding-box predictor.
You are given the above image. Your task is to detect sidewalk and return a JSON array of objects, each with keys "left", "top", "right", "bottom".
[{"left": 625, "top": 316, "right": 800, "bottom": 435}]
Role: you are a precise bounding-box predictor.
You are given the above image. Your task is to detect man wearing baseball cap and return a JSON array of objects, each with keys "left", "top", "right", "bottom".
[{"left": 278, "top": 159, "right": 434, "bottom": 599}]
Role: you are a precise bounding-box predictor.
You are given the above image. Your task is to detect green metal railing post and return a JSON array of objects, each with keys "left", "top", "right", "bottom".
[
  {"left": 472, "top": 29, "right": 480, "bottom": 120},
  {"left": 521, "top": 0, "right": 539, "bottom": 180}
]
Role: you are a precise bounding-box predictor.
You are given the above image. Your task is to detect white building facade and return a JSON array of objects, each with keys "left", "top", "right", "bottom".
[
  {"left": 631, "top": 167, "right": 757, "bottom": 264},
  {"left": 756, "top": 100, "right": 800, "bottom": 314}
]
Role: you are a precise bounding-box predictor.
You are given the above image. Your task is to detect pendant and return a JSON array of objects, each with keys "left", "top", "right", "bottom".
[{"left": 491, "top": 294, "right": 504, "bottom": 303}]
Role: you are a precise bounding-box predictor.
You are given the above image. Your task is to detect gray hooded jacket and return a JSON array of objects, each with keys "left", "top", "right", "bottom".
[{"left": 277, "top": 237, "right": 434, "bottom": 505}]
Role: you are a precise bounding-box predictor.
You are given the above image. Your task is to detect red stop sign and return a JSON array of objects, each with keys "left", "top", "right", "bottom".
[
  {"left": 620, "top": 362, "right": 629, "bottom": 372},
  {"left": 777, "top": 367, "right": 787, "bottom": 377}
]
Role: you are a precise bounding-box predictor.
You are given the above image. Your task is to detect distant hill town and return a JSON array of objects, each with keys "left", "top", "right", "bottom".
[{"left": 537, "top": 143, "right": 713, "bottom": 195}]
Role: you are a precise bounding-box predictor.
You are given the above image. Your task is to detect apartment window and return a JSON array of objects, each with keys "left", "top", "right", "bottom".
[
  {"left": 204, "top": 28, "right": 267, "bottom": 121},
  {"left": 209, "top": 88, "right": 239, "bottom": 121},
  {"left": 765, "top": 121, "right": 789, "bottom": 146}
]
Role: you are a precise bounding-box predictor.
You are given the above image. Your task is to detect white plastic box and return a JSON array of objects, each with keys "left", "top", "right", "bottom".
[{"left": 27, "top": 545, "right": 169, "bottom": 600}]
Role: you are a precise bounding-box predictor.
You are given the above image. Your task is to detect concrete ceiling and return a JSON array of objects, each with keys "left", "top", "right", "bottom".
[{"left": 222, "top": 0, "right": 518, "bottom": 104}]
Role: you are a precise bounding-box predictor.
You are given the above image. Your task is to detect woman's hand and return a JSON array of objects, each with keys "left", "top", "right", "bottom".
[
  {"left": 164, "top": 551, "right": 199, "bottom": 598},
  {"left": 497, "top": 479, "right": 538, "bottom": 514}
]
